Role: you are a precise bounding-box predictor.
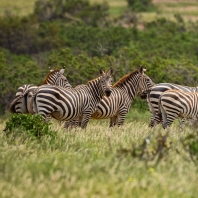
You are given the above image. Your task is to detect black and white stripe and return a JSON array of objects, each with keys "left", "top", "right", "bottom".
[
  {"left": 9, "top": 68, "right": 71, "bottom": 114},
  {"left": 29, "top": 69, "right": 113, "bottom": 129},
  {"left": 142, "top": 83, "right": 198, "bottom": 127},
  {"left": 159, "top": 89, "right": 198, "bottom": 128},
  {"left": 64, "top": 66, "right": 154, "bottom": 128}
]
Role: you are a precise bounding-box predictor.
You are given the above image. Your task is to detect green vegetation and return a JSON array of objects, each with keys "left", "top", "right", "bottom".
[
  {"left": 127, "top": 0, "right": 155, "bottom": 12},
  {"left": 0, "top": 119, "right": 198, "bottom": 197},
  {"left": 0, "top": 0, "right": 198, "bottom": 115},
  {"left": 4, "top": 114, "right": 56, "bottom": 141},
  {"left": 0, "top": 0, "right": 198, "bottom": 196}
]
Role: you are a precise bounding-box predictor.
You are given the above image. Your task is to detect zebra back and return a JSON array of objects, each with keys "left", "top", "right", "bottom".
[{"left": 159, "top": 89, "right": 198, "bottom": 128}]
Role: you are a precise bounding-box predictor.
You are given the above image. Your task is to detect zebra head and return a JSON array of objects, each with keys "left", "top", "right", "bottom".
[
  {"left": 43, "top": 68, "right": 72, "bottom": 88},
  {"left": 99, "top": 68, "right": 113, "bottom": 97},
  {"left": 137, "top": 66, "right": 155, "bottom": 97}
]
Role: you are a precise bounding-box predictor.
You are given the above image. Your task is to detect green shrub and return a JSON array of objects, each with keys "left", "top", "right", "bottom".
[
  {"left": 33, "top": 0, "right": 109, "bottom": 26},
  {"left": 3, "top": 114, "right": 56, "bottom": 141},
  {"left": 126, "top": 0, "right": 155, "bottom": 12}
]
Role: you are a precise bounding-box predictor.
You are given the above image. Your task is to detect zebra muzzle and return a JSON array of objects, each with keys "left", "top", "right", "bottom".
[{"left": 105, "top": 89, "right": 111, "bottom": 97}]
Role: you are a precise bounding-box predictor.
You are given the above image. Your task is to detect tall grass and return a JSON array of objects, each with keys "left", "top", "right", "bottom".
[{"left": 0, "top": 118, "right": 197, "bottom": 198}]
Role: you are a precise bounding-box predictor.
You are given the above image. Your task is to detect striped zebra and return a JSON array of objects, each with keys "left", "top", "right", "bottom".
[
  {"left": 141, "top": 83, "right": 198, "bottom": 127},
  {"left": 158, "top": 89, "right": 198, "bottom": 129},
  {"left": 9, "top": 68, "right": 71, "bottom": 114},
  {"left": 29, "top": 69, "right": 113, "bottom": 129},
  {"left": 64, "top": 66, "right": 155, "bottom": 128}
]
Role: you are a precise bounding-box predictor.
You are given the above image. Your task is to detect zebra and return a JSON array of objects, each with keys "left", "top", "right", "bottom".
[
  {"left": 29, "top": 68, "right": 113, "bottom": 129},
  {"left": 140, "top": 83, "right": 198, "bottom": 127},
  {"left": 9, "top": 68, "right": 72, "bottom": 114},
  {"left": 64, "top": 66, "right": 155, "bottom": 128},
  {"left": 158, "top": 89, "right": 198, "bottom": 129}
]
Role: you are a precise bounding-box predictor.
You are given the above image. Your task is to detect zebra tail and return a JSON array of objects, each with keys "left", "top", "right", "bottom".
[
  {"left": 9, "top": 85, "right": 33, "bottom": 113},
  {"left": 9, "top": 95, "right": 23, "bottom": 113},
  {"left": 28, "top": 88, "right": 39, "bottom": 114},
  {"left": 157, "top": 96, "right": 163, "bottom": 121}
]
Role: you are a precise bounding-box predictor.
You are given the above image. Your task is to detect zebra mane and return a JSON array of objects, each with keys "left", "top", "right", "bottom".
[
  {"left": 113, "top": 70, "right": 139, "bottom": 88},
  {"left": 86, "top": 76, "right": 100, "bottom": 85},
  {"left": 42, "top": 69, "right": 60, "bottom": 84}
]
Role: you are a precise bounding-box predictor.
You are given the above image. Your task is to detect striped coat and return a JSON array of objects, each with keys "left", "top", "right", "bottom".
[
  {"left": 141, "top": 83, "right": 198, "bottom": 127},
  {"left": 159, "top": 89, "right": 198, "bottom": 128},
  {"left": 29, "top": 69, "right": 113, "bottom": 129},
  {"left": 9, "top": 68, "right": 71, "bottom": 114},
  {"left": 65, "top": 66, "right": 155, "bottom": 128}
]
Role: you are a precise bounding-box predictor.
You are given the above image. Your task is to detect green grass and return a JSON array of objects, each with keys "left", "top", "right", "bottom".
[
  {"left": 0, "top": 0, "right": 36, "bottom": 16},
  {"left": 0, "top": 117, "right": 197, "bottom": 198}
]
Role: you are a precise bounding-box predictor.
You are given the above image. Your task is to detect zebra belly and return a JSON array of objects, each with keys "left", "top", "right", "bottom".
[
  {"left": 91, "top": 101, "right": 118, "bottom": 119},
  {"left": 36, "top": 92, "right": 81, "bottom": 121}
]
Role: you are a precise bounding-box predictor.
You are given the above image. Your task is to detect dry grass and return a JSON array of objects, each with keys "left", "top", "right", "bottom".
[
  {"left": 0, "top": 0, "right": 36, "bottom": 16},
  {"left": 0, "top": 117, "right": 197, "bottom": 197}
]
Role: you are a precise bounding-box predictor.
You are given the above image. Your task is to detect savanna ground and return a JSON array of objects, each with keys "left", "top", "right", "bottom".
[
  {"left": 0, "top": 115, "right": 198, "bottom": 198},
  {"left": 1, "top": 0, "right": 198, "bottom": 197}
]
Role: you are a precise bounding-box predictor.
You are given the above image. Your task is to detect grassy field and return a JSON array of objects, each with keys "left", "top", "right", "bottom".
[
  {"left": 0, "top": 116, "right": 198, "bottom": 197},
  {"left": 1, "top": 0, "right": 198, "bottom": 22}
]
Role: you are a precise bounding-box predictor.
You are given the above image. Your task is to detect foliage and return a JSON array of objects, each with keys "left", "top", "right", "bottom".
[
  {"left": 3, "top": 114, "right": 56, "bottom": 140},
  {"left": 34, "top": 0, "right": 109, "bottom": 26},
  {"left": 181, "top": 129, "right": 198, "bottom": 165},
  {"left": 1, "top": 0, "right": 198, "bottom": 115},
  {"left": 126, "top": 0, "right": 155, "bottom": 12},
  {"left": 0, "top": 49, "right": 46, "bottom": 114},
  {"left": 0, "top": 121, "right": 198, "bottom": 197}
]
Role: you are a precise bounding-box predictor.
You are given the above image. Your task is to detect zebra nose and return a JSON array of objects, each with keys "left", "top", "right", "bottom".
[{"left": 105, "top": 89, "right": 111, "bottom": 97}]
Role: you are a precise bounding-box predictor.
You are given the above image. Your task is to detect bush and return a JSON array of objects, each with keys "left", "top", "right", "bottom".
[
  {"left": 3, "top": 114, "right": 56, "bottom": 141},
  {"left": 126, "top": 0, "right": 155, "bottom": 12},
  {"left": 33, "top": 0, "right": 109, "bottom": 26}
]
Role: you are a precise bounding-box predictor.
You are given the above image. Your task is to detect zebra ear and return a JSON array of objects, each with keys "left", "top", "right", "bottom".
[
  {"left": 108, "top": 67, "right": 114, "bottom": 75},
  {"left": 60, "top": 68, "right": 65, "bottom": 74},
  {"left": 50, "top": 69, "right": 54, "bottom": 72},
  {"left": 99, "top": 68, "right": 105, "bottom": 75},
  {"left": 143, "top": 66, "right": 147, "bottom": 73},
  {"left": 139, "top": 65, "right": 146, "bottom": 74}
]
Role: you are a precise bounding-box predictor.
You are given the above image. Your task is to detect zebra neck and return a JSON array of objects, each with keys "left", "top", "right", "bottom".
[
  {"left": 86, "top": 79, "right": 104, "bottom": 102},
  {"left": 119, "top": 74, "right": 140, "bottom": 100}
]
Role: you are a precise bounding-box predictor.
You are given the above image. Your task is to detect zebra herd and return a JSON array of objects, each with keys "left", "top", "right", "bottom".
[{"left": 9, "top": 66, "right": 198, "bottom": 129}]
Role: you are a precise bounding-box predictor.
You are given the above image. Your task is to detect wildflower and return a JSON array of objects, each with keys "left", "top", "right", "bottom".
[
  {"left": 128, "top": 177, "right": 136, "bottom": 181},
  {"left": 149, "top": 167, "right": 155, "bottom": 174}
]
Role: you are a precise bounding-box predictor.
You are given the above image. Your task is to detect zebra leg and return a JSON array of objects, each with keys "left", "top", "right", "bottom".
[
  {"left": 80, "top": 114, "right": 91, "bottom": 129},
  {"left": 45, "top": 115, "right": 51, "bottom": 122},
  {"left": 116, "top": 113, "right": 127, "bottom": 127},
  {"left": 64, "top": 119, "right": 79, "bottom": 129},
  {"left": 163, "top": 114, "right": 178, "bottom": 129},
  {"left": 109, "top": 116, "right": 117, "bottom": 127},
  {"left": 147, "top": 100, "right": 157, "bottom": 127},
  {"left": 150, "top": 115, "right": 161, "bottom": 127}
]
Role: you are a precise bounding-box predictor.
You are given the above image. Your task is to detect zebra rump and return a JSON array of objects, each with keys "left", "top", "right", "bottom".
[
  {"left": 158, "top": 89, "right": 198, "bottom": 129},
  {"left": 9, "top": 68, "right": 71, "bottom": 114},
  {"left": 142, "top": 83, "right": 198, "bottom": 127}
]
